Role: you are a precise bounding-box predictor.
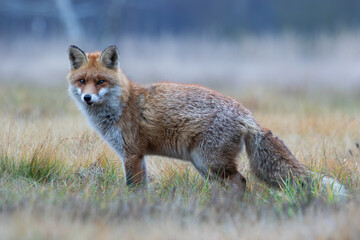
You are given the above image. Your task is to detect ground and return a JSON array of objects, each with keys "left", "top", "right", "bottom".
[{"left": 0, "top": 84, "right": 359, "bottom": 239}]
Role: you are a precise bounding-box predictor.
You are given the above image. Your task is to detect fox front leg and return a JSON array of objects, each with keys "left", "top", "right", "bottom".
[{"left": 123, "top": 155, "right": 148, "bottom": 190}]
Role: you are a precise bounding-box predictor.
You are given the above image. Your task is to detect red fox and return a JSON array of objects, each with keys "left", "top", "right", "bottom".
[{"left": 67, "top": 45, "right": 346, "bottom": 194}]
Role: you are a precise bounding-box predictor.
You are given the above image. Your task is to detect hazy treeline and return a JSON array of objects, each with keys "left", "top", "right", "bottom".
[
  {"left": 2, "top": 0, "right": 360, "bottom": 41},
  {"left": 1, "top": 0, "right": 360, "bottom": 90}
]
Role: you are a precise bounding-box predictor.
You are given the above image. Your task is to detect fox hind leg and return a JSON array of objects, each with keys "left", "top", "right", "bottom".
[
  {"left": 191, "top": 150, "right": 246, "bottom": 192},
  {"left": 191, "top": 125, "right": 247, "bottom": 191}
]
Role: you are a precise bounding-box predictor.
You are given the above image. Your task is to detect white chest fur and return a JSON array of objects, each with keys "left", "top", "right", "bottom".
[
  {"left": 69, "top": 86, "right": 126, "bottom": 160},
  {"left": 87, "top": 107, "right": 125, "bottom": 160}
]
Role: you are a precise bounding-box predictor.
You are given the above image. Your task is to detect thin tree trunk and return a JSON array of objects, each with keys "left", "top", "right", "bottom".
[{"left": 54, "top": 0, "right": 83, "bottom": 41}]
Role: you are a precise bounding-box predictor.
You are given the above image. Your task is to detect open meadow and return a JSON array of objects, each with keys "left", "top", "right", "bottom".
[{"left": 0, "top": 36, "right": 360, "bottom": 239}]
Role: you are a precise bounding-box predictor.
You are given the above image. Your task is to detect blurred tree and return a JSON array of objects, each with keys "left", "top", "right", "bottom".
[{"left": 54, "top": 0, "right": 84, "bottom": 40}]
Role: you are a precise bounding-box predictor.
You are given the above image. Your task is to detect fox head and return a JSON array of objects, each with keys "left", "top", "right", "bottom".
[{"left": 67, "top": 45, "right": 124, "bottom": 106}]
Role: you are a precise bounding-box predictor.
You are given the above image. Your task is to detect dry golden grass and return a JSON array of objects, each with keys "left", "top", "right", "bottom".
[{"left": 0, "top": 85, "right": 359, "bottom": 239}]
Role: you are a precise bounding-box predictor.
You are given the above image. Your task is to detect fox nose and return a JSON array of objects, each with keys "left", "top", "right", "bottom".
[{"left": 83, "top": 94, "right": 92, "bottom": 102}]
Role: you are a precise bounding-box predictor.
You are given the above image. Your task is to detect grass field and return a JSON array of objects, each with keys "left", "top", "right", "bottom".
[
  {"left": 0, "top": 83, "right": 359, "bottom": 239},
  {"left": 1, "top": 33, "right": 360, "bottom": 239}
]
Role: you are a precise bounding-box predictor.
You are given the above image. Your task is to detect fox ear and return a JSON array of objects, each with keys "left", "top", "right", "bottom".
[
  {"left": 68, "top": 45, "right": 88, "bottom": 70},
  {"left": 100, "top": 45, "right": 119, "bottom": 69}
]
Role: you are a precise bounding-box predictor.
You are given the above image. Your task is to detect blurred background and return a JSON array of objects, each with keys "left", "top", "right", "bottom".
[{"left": 1, "top": 0, "right": 360, "bottom": 93}]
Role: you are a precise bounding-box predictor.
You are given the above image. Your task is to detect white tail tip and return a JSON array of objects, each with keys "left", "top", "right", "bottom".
[{"left": 321, "top": 176, "right": 348, "bottom": 196}]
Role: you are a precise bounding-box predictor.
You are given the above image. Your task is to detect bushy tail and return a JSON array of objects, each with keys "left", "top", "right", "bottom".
[
  {"left": 244, "top": 127, "right": 348, "bottom": 195},
  {"left": 244, "top": 127, "right": 308, "bottom": 188}
]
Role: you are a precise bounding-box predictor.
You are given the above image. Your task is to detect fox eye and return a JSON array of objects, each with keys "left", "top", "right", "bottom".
[
  {"left": 97, "top": 80, "right": 105, "bottom": 85},
  {"left": 79, "top": 79, "right": 86, "bottom": 84}
]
